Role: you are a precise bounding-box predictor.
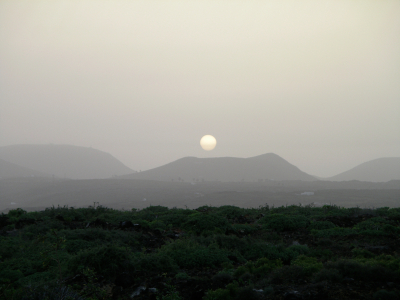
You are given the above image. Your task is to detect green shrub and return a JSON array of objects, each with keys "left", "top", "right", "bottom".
[
  {"left": 159, "top": 240, "right": 229, "bottom": 268},
  {"left": 68, "top": 244, "right": 134, "bottom": 279},
  {"left": 0, "top": 269, "right": 24, "bottom": 284},
  {"left": 212, "top": 235, "right": 248, "bottom": 253},
  {"left": 355, "top": 254, "right": 400, "bottom": 271},
  {"left": 252, "top": 258, "right": 283, "bottom": 277},
  {"left": 351, "top": 248, "right": 375, "bottom": 258},
  {"left": 135, "top": 252, "right": 177, "bottom": 273},
  {"left": 311, "top": 227, "right": 357, "bottom": 237},
  {"left": 308, "top": 221, "right": 336, "bottom": 230},
  {"left": 157, "top": 283, "right": 182, "bottom": 300},
  {"left": 231, "top": 224, "right": 258, "bottom": 235},
  {"left": 260, "top": 214, "right": 309, "bottom": 231},
  {"left": 325, "top": 259, "right": 398, "bottom": 282},
  {"left": 140, "top": 205, "right": 169, "bottom": 213},
  {"left": 243, "top": 244, "right": 308, "bottom": 263},
  {"left": 308, "top": 248, "right": 334, "bottom": 261},
  {"left": 183, "top": 213, "right": 230, "bottom": 234},
  {"left": 149, "top": 220, "right": 167, "bottom": 231},
  {"left": 312, "top": 268, "right": 342, "bottom": 283},
  {"left": 203, "top": 281, "right": 239, "bottom": 300},
  {"left": 373, "top": 289, "right": 399, "bottom": 300},
  {"left": 292, "top": 255, "right": 323, "bottom": 276},
  {"left": 383, "top": 224, "right": 400, "bottom": 234},
  {"left": 215, "top": 206, "right": 246, "bottom": 220},
  {"left": 7, "top": 208, "right": 27, "bottom": 220},
  {"left": 20, "top": 285, "right": 85, "bottom": 300},
  {"left": 158, "top": 209, "right": 197, "bottom": 227},
  {"left": 175, "top": 272, "right": 191, "bottom": 280},
  {"left": 269, "top": 265, "right": 308, "bottom": 283}
]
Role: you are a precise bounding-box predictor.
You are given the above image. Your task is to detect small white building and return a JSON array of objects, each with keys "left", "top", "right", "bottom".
[{"left": 301, "top": 192, "right": 314, "bottom": 196}]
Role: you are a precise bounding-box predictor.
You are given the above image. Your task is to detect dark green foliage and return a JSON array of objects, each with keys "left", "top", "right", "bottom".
[
  {"left": 309, "top": 248, "right": 334, "bottom": 261},
  {"left": 1, "top": 204, "right": 399, "bottom": 300},
  {"left": 21, "top": 285, "right": 85, "bottom": 300},
  {"left": 308, "top": 221, "right": 336, "bottom": 230},
  {"left": 135, "top": 252, "right": 178, "bottom": 273},
  {"left": 159, "top": 240, "right": 229, "bottom": 268},
  {"left": 7, "top": 208, "right": 27, "bottom": 220},
  {"left": 214, "top": 205, "right": 246, "bottom": 220},
  {"left": 183, "top": 212, "right": 230, "bottom": 234},
  {"left": 311, "top": 227, "right": 357, "bottom": 237},
  {"left": 68, "top": 244, "right": 134, "bottom": 279},
  {"left": 259, "top": 214, "right": 309, "bottom": 231},
  {"left": 324, "top": 259, "right": 399, "bottom": 282},
  {"left": 158, "top": 209, "right": 197, "bottom": 227},
  {"left": 231, "top": 224, "right": 258, "bottom": 234},
  {"left": 269, "top": 265, "right": 308, "bottom": 283},
  {"left": 373, "top": 289, "right": 399, "bottom": 300},
  {"left": 351, "top": 248, "right": 375, "bottom": 258},
  {"left": 312, "top": 268, "right": 342, "bottom": 283},
  {"left": 292, "top": 255, "right": 323, "bottom": 276}
]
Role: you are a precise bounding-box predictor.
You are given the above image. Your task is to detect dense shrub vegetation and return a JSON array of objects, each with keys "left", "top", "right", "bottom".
[{"left": 0, "top": 204, "right": 399, "bottom": 299}]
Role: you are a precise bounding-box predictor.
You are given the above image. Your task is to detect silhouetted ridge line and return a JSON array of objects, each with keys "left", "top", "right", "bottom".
[
  {"left": 0, "top": 144, "right": 134, "bottom": 179},
  {"left": 328, "top": 157, "right": 400, "bottom": 182},
  {"left": 122, "top": 153, "right": 316, "bottom": 182}
]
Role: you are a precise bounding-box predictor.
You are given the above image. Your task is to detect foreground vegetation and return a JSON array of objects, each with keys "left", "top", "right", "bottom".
[{"left": 1, "top": 203, "right": 400, "bottom": 300}]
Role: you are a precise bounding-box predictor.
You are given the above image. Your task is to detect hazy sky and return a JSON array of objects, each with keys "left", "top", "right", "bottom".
[{"left": 1, "top": 0, "right": 399, "bottom": 177}]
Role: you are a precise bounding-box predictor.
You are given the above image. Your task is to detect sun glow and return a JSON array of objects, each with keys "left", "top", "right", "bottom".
[{"left": 200, "top": 135, "right": 217, "bottom": 151}]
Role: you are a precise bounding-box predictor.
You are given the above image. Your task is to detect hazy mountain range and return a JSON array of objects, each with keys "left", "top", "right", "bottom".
[
  {"left": 327, "top": 157, "right": 400, "bottom": 182},
  {"left": 122, "top": 153, "right": 316, "bottom": 182},
  {"left": 0, "top": 144, "right": 398, "bottom": 182},
  {"left": 0, "top": 144, "right": 134, "bottom": 179},
  {"left": 0, "top": 158, "right": 50, "bottom": 178}
]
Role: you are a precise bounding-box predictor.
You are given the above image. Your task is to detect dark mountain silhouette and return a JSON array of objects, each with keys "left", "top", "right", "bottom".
[
  {"left": 0, "top": 144, "right": 134, "bottom": 179},
  {"left": 0, "top": 158, "right": 51, "bottom": 178},
  {"left": 328, "top": 157, "right": 400, "bottom": 182},
  {"left": 122, "top": 153, "right": 316, "bottom": 182}
]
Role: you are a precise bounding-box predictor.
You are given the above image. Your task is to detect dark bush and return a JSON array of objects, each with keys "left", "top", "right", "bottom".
[
  {"left": 312, "top": 268, "right": 342, "bottom": 283},
  {"left": 260, "top": 214, "right": 309, "bottom": 231},
  {"left": 269, "top": 265, "right": 308, "bottom": 283},
  {"left": 373, "top": 289, "right": 399, "bottom": 300},
  {"left": 215, "top": 206, "right": 246, "bottom": 220},
  {"left": 212, "top": 272, "right": 234, "bottom": 288},
  {"left": 68, "top": 244, "right": 134, "bottom": 279},
  {"left": 308, "top": 221, "right": 336, "bottom": 230},
  {"left": 325, "top": 259, "right": 398, "bottom": 282},
  {"left": 159, "top": 239, "right": 229, "bottom": 268},
  {"left": 21, "top": 285, "right": 85, "bottom": 300},
  {"left": 183, "top": 213, "right": 230, "bottom": 234},
  {"left": 141, "top": 205, "right": 169, "bottom": 213},
  {"left": 135, "top": 252, "right": 177, "bottom": 273}
]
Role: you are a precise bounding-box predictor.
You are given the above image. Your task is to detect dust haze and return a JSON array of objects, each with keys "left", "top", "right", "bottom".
[{"left": 1, "top": 0, "right": 399, "bottom": 178}]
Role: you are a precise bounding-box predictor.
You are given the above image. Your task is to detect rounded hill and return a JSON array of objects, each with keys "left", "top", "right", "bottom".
[
  {"left": 122, "top": 153, "right": 316, "bottom": 182},
  {"left": 0, "top": 144, "right": 134, "bottom": 179}
]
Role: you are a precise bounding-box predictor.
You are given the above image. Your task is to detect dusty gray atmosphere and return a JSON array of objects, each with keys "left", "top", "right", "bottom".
[
  {"left": 0, "top": 144, "right": 399, "bottom": 212},
  {"left": 1, "top": 1, "right": 399, "bottom": 178},
  {"left": 0, "top": 1, "right": 399, "bottom": 211}
]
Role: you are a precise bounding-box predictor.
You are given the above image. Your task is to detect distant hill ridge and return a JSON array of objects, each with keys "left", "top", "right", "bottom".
[
  {"left": 0, "top": 144, "right": 134, "bottom": 179},
  {"left": 122, "top": 153, "right": 317, "bottom": 182},
  {"left": 0, "top": 158, "right": 51, "bottom": 178},
  {"left": 328, "top": 157, "right": 400, "bottom": 182}
]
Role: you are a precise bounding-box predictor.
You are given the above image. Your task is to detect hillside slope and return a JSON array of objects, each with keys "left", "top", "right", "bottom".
[
  {"left": 328, "top": 157, "right": 400, "bottom": 182},
  {"left": 0, "top": 144, "right": 134, "bottom": 179},
  {"left": 122, "top": 153, "right": 316, "bottom": 182},
  {"left": 0, "top": 158, "right": 50, "bottom": 178}
]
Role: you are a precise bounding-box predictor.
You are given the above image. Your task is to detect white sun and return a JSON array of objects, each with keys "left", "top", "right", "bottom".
[{"left": 200, "top": 135, "right": 217, "bottom": 151}]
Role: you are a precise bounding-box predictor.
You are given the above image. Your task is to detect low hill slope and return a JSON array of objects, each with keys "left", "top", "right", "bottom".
[
  {"left": 0, "top": 144, "right": 134, "bottom": 179},
  {"left": 0, "top": 159, "right": 50, "bottom": 178},
  {"left": 122, "top": 153, "right": 316, "bottom": 182},
  {"left": 328, "top": 157, "right": 400, "bottom": 182}
]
